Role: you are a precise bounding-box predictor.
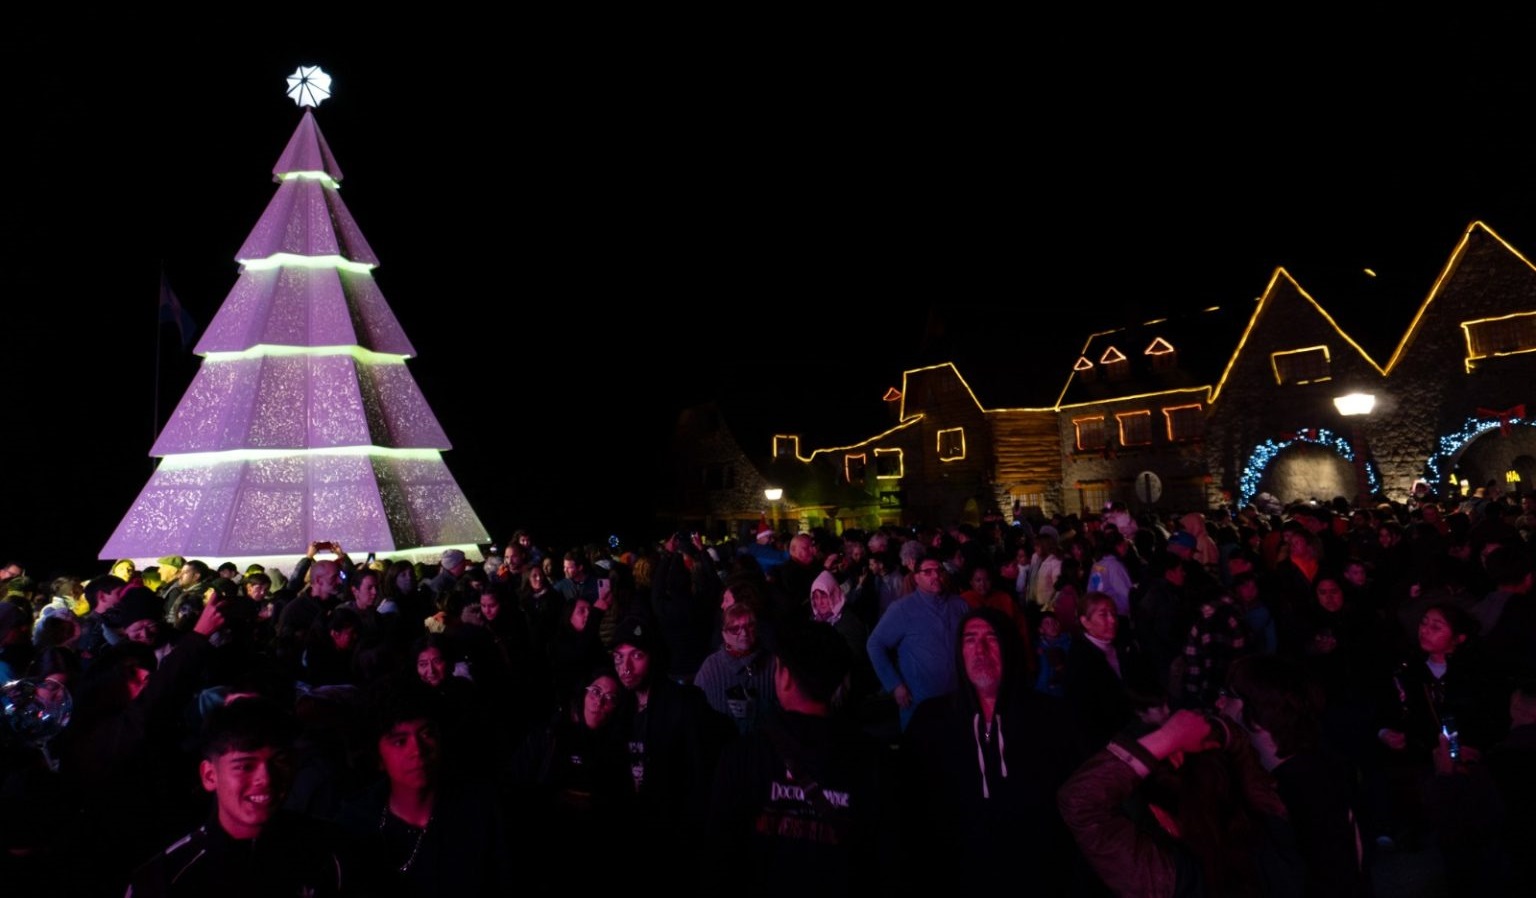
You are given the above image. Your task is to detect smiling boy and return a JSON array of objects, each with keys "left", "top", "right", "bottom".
[{"left": 126, "top": 698, "right": 347, "bottom": 897}]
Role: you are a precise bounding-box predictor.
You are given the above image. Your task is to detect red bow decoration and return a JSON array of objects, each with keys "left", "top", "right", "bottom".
[{"left": 1476, "top": 404, "right": 1526, "bottom": 436}]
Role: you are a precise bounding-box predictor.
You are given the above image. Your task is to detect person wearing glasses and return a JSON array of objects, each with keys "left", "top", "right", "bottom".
[
  {"left": 866, "top": 550, "right": 968, "bottom": 730},
  {"left": 509, "top": 668, "right": 633, "bottom": 887}
]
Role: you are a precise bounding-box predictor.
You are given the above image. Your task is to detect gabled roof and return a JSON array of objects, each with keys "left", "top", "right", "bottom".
[
  {"left": 1383, "top": 221, "right": 1536, "bottom": 374},
  {"left": 1210, "top": 268, "right": 1384, "bottom": 403},
  {"left": 1055, "top": 303, "right": 1253, "bottom": 408}
]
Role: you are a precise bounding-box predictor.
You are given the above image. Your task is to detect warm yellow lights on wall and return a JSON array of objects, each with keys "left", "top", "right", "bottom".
[
  {"left": 844, "top": 453, "right": 867, "bottom": 483},
  {"left": 1212, "top": 271, "right": 1384, "bottom": 403},
  {"left": 937, "top": 427, "right": 966, "bottom": 461},
  {"left": 1056, "top": 386, "right": 1210, "bottom": 412},
  {"left": 801, "top": 418, "right": 923, "bottom": 462},
  {"left": 1270, "top": 345, "right": 1332, "bottom": 385},
  {"left": 1073, "top": 416, "right": 1106, "bottom": 451},
  {"left": 1115, "top": 410, "right": 1152, "bottom": 446},
  {"left": 1460, "top": 311, "right": 1536, "bottom": 372},
  {"left": 873, "top": 447, "right": 905, "bottom": 479},
  {"left": 897, "top": 362, "right": 988, "bottom": 421},
  {"left": 1162, "top": 403, "right": 1203, "bottom": 441},
  {"left": 1384, "top": 222, "right": 1536, "bottom": 375},
  {"left": 773, "top": 435, "right": 801, "bottom": 460}
]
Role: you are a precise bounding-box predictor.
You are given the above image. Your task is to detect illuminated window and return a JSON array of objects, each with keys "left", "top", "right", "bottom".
[
  {"left": 874, "top": 447, "right": 904, "bottom": 479},
  {"left": 1163, "top": 404, "right": 1204, "bottom": 441},
  {"left": 773, "top": 435, "right": 800, "bottom": 459},
  {"left": 1116, "top": 410, "right": 1153, "bottom": 446},
  {"left": 1013, "top": 491, "right": 1045, "bottom": 515},
  {"left": 1079, "top": 481, "right": 1111, "bottom": 514},
  {"left": 1464, "top": 313, "right": 1536, "bottom": 362},
  {"left": 845, "top": 453, "right": 867, "bottom": 484},
  {"left": 879, "top": 490, "right": 906, "bottom": 508},
  {"left": 1271, "top": 346, "right": 1331, "bottom": 385},
  {"left": 937, "top": 427, "right": 966, "bottom": 461},
  {"left": 1074, "top": 356, "right": 1097, "bottom": 383},
  {"left": 1074, "top": 416, "right": 1107, "bottom": 451}
]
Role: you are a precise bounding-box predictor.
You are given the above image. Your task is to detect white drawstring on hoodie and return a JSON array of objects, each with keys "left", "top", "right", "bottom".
[{"left": 971, "top": 713, "right": 1007, "bottom": 798}]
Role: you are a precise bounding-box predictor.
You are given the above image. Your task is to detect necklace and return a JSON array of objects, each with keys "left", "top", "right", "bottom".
[{"left": 379, "top": 805, "right": 432, "bottom": 873}]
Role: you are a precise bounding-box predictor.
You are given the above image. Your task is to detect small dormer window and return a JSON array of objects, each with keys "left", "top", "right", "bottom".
[
  {"left": 773, "top": 435, "right": 801, "bottom": 459},
  {"left": 1145, "top": 336, "right": 1176, "bottom": 372},
  {"left": 1100, "top": 346, "right": 1129, "bottom": 381},
  {"left": 1074, "top": 356, "right": 1096, "bottom": 383}
]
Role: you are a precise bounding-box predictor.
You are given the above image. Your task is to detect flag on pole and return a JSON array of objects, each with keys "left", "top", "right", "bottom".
[{"left": 158, "top": 274, "right": 198, "bottom": 351}]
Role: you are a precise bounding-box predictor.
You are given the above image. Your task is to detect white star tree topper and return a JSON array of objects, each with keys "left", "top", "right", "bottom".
[{"left": 286, "top": 66, "right": 332, "bottom": 108}]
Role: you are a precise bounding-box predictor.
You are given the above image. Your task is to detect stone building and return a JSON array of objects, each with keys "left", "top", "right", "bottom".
[{"left": 669, "top": 221, "right": 1536, "bottom": 531}]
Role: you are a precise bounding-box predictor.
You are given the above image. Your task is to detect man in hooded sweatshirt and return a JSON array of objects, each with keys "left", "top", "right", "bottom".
[{"left": 902, "top": 606, "right": 1088, "bottom": 890}]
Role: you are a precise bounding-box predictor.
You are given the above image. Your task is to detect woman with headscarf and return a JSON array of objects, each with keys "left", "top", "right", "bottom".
[{"left": 810, "top": 570, "right": 876, "bottom": 706}]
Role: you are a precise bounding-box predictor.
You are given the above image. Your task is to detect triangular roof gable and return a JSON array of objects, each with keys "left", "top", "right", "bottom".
[
  {"left": 1211, "top": 268, "right": 1385, "bottom": 403},
  {"left": 1383, "top": 221, "right": 1536, "bottom": 375}
]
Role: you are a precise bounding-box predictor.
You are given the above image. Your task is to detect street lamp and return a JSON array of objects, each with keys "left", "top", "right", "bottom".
[
  {"left": 1333, "top": 392, "right": 1376, "bottom": 503},
  {"left": 1333, "top": 393, "right": 1376, "bottom": 417},
  {"left": 764, "top": 488, "right": 783, "bottom": 531}
]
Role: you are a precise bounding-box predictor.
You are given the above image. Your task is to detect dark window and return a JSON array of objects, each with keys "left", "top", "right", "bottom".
[
  {"left": 1074, "top": 417, "right": 1107, "bottom": 451},
  {"left": 1117, "top": 411, "right": 1152, "bottom": 446},
  {"left": 937, "top": 428, "right": 965, "bottom": 460},
  {"left": 1466, "top": 314, "right": 1536, "bottom": 359},
  {"left": 1163, "top": 404, "right": 1204, "bottom": 441},
  {"left": 1272, "top": 347, "right": 1330, "bottom": 385}
]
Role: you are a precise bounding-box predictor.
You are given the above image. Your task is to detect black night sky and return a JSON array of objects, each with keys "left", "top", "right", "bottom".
[{"left": 6, "top": 16, "right": 1534, "bottom": 576}]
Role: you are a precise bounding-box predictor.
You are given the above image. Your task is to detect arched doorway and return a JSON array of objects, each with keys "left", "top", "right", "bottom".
[
  {"left": 1240, "top": 428, "right": 1377, "bottom": 506},
  {"left": 1258, "top": 442, "right": 1353, "bottom": 505},
  {"left": 1425, "top": 418, "right": 1536, "bottom": 497}
]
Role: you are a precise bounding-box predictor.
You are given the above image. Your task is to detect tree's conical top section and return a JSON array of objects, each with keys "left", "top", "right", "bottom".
[{"left": 273, "top": 109, "right": 343, "bottom": 181}]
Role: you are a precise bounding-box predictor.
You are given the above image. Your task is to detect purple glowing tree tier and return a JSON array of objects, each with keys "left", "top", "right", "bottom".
[{"left": 103, "top": 109, "right": 488, "bottom": 564}]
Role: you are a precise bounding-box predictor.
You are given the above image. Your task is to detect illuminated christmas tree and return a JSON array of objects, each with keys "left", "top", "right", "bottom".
[{"left": 102, "top": 69, "right": 488, "bottom": 566}]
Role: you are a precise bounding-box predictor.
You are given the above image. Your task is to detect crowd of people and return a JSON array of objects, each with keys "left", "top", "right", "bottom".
[{"left": 3, "top": 486, "right": 1536, "bottom": 895}]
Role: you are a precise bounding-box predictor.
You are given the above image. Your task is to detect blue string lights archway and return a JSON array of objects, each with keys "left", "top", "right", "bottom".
[
  {"left": 1423, "top": 413, "right": 1528, "bottom": 489},
  {"left": 1239, "top": 428, "right": 1381, "bottom": 507}
]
